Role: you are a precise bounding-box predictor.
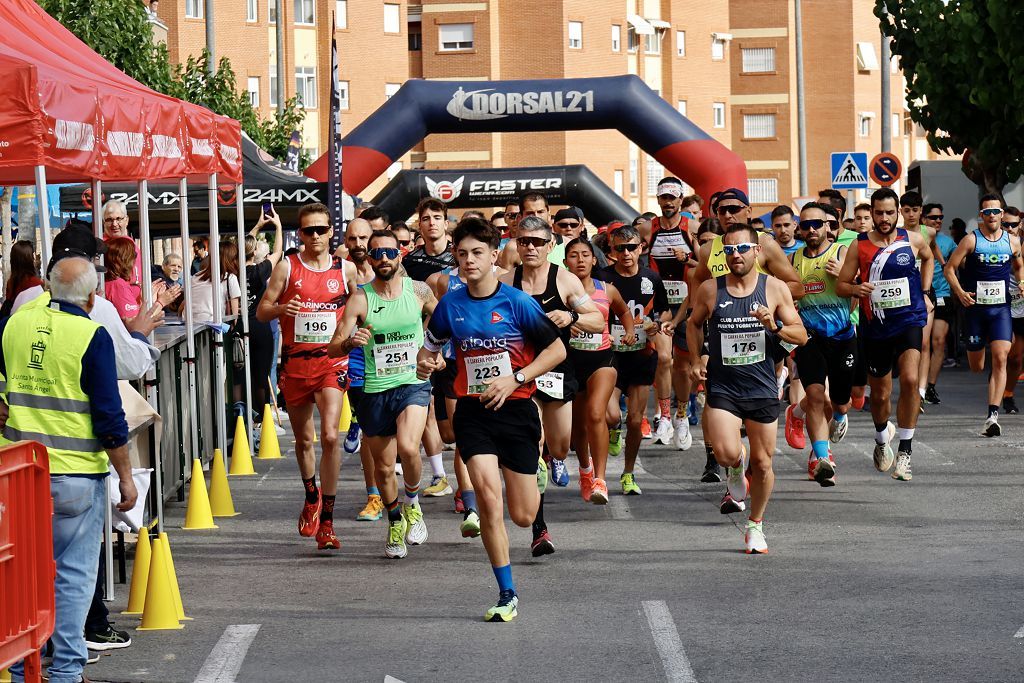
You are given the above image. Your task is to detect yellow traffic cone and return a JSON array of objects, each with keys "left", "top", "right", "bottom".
[
  {"left": 1, "top": 666, "right": 11, "bottom": 682},
  {"left": 339, "top": 391, "right": 352, "bottom": 433},
  {"left": 209, "top": 448, "right": 239, "bottom": 517},
  {"left": 122, "top": 528, "right": 152, "bottom": 615},
  {"left": 183, "top": 459, "right": 217, "bottom": 530},
  {"left": 137, "top": 536, "right": 183, "bottom": 630},
  {"left": 158, "top": 532, "right": 192, "bottom": 621},
  {"left": 229, "top": 416, "right": 256, "bottom": 476},
  {"left": 257, "top": 405, "right": 282, "bottom": 460}
]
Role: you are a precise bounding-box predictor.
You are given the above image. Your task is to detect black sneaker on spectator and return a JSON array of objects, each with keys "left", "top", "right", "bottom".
[{"left": 85, "top": 624, "right": 131, "bottom": 650}]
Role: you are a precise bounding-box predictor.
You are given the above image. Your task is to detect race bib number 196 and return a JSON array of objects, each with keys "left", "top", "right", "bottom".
[
  {"left": 295, "top": 312, "right": 336, "bottom": 344},
  {"left": 465, "top": 352, "right": 513, "bottom": 395}
]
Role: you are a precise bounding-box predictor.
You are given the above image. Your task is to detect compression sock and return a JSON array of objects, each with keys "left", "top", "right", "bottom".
[
  {"left": 988, "top": 404, "right": 999, "bottom": 418},
  {"left": 874, "top": 423, "right": 889, "bottom": 445},
  {"left": 461, "top": 489, "right": 477, "bottom": 513},
  {"left": 428, "top": 453, "right": 445, "bottom": 478},
  {"left": 811, "top": 440, "right": 830, "bottom": 461},
  {"left": 302, "top": 476, "right": 319, "bottom": 504},
  {"left": 896, "top": 427, "right": 915, "bottom": 454},
  {"left": 705, "top": 444, "right": 716, "bottom": 466},
  {"left": 493, "top": 564, "right": 515, "bottom": 594},
  {"left": 532, "top": 494, "right": 546, "bottom": 537},
  {"left": 366, "top": 485, "right": 380, "bottom": 497},
  {"left": 321, "top": 494, "right": 336, "bottom": 522},
  {"left": 385, "top": 497, "right": 402, "bottom": 523},
  {"left": 659, "top": 398, "right": 671, "bottom": 419},
  {"left": 404, "top": 483, "right": 420, "bottom": 506}
]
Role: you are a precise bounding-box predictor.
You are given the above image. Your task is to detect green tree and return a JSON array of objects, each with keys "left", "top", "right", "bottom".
[
  {"left": 38, "top": 0, "right": 306, "bottom": 166},
  {"left": 875, "top": 1, "right": 1024, "bottom": 193}
]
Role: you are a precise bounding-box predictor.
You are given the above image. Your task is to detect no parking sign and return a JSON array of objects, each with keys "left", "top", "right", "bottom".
[{"left": 870, "top": 152, "right": 902, "bottom": 187}]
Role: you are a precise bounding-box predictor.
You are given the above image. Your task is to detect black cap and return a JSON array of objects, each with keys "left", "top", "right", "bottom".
[
  {"left": 553, "top": 207, "right": 584, "bottom": 223},
  {"left": 711, "top": 187, "right": 750, "bottom": 211},
  {"left": 47, "top": 223, "right": 107, "bottom": 276}
]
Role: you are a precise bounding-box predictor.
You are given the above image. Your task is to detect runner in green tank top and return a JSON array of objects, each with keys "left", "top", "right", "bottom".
[{"left": 329, "top": 230, "right": 439, "bottom": 559}]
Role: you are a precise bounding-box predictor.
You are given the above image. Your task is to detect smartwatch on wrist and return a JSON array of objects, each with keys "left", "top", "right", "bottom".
[{"left": 514, "top": 371, "right": 527, "bottom": 385}]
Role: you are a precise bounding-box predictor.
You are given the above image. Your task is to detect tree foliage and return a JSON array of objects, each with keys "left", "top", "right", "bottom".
[
  {"left": 875, "top": 1, "right": 1024, "bottom": 192},
  {"left": 38, "top": 0, "right": 306, "bottom": 166}
]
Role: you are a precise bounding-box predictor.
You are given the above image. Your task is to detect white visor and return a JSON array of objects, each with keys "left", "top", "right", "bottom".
[{"left": 656, "top": 183, "right": 683, "bottom": 198}]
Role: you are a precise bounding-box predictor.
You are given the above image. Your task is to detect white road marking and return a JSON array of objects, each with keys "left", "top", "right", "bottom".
[
  {"left": 384, "top": 677, "right": 407, "bottom": 683},
  {"left": 194, "top": 624, "right": 261, "bottom": 683},
  {"left": 642, "top": 600, "right": 698, "bottom": 683},
  {"left": 1014, "top": 624, "right": 1024, "bottom": 639},
  {"left": 256, "top": 465, "right": 276, "bottom": 487}
]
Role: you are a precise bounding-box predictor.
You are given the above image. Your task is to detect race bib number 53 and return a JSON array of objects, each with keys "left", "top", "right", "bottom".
[
  {"left": 295, "top": 312, "right": 336, "bottom": 344},
  {"left": 465, "top": 352, "right": 513, "bottom": 396}
]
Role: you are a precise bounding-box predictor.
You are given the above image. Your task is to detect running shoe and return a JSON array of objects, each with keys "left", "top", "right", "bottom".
[
  {"left": 828, "top": 417, "right": 848, "bottom": 444},
  {"left": 85, "top": 624, "right": 131, "bottom": 651},
  {"left": 744, "top": 520, "right": 768, "bottom": 554},
  {"left": 620, "top": 472, "right": 642, "bottom": 495},
  {"left": 343, "top": 423, "right": 361, "bottom": 454},
  {"left": 1003, "top": 396, "right": 1019, "bottom": 415},
  {"left": 460, "top": 510, "right": 481, "bottom": 538},
  {"left": 892, "top": 451, "right": 913, "bottom": 481},
  {"left": 608, "top": 427, "right": 623, "bottom": 456},
  {"left": 356, "top": 494, "right": 383, "bottom": 521},
  {"left": 672, "top": 415, "right": 692, "bottom": 450},
  {"left": 298, "top": 493, "right": 322, "bottom": 537},
  {"left": 424, "top": 475, "right": 453, "bottom": 497},
  {"left": 579, "top": 467, "right": 596, "bottom": 502},
  {"left": 653, "top": 416, "right": 674, "bottom": 445},
  {"left": 485, "top": 590, "right": 519, "bottom": 622},
  {"left": 784, "top": 404, "right": 806, "bottom": 450},
  {"left": 641, "top": 417, "right": 652, "bottom": 439},
  {"left": 590, "top": 478, "right": 609, "bottom": 505},
  {"left": 813, "top": 455, "right": 836, "bottom": 487},
  {"left": 726, "top": 448, "right": 748, "bottom": 505},
  {"left": 550, "top": 458, "right": 570, "bottom": 487},
  {"left": 403, "top": 503, "right": 428, "bottom": 545},
  {"left": 688, "top": 393, "right": 700, "bottom": 426},
  {"left": 385, "top": 516, "right": 408, "bottom": 559},
  {"left": 873, "top": 422, "right": 896, "bottom": 472},
  {"left": 454, "top": 490, "right": 465, "bottom": 514},
  {"left": 536, "top": 457, "right": 548, "bottom": 494},
  {"left": 316, "top": 520, "right": 341, "bottom": 550},
  {"left": 777, "top": 365, "right": 789, "bottom": 400},
  {"left": 983, "top": 414, "right": 1001, "bottom": 437},
  {"left": 719, "top": 492, "right": 745, "bottom": 514},
  {"left": 701, "top": 461, "right": 723, "bottom": 483},
  {"left": 851, "top": 394, "right": 866, "bottom": 411},
  {"left": 395, "top": 462, "right": 404, "bottom": 476},
  {"left": 531, "top": 529, "right": 555, "bottom": 556},
  {"left": 924, "top": 385, "right": 941, "bottom": 405}
]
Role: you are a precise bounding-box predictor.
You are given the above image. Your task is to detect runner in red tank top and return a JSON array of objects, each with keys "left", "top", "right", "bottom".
[{"left": 257, "top": 202, "right": 357, "bottom": 550}]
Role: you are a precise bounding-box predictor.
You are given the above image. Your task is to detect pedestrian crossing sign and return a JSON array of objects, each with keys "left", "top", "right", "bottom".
[{"left": 830, "top": 152, "right": 869, "bottom": 190}]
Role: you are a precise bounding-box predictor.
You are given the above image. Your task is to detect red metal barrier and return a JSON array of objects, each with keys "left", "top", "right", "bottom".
[{"left": 0, "top": 442, "right": 54, "bottom": 683}]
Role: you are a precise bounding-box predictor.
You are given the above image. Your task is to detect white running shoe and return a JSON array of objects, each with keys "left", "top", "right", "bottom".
[
  {"left": 671, "top": 415, "right": 692, "bottom": 450},
  {"left": 726, "top": 446, "right": 748, "bottom": 505},
  {"left": 744, "top": 521, "right": 768, "bottom": 554},
  {"left": 891, "top": 452, "right": 912, "bottom": 481},
  {"left": 873, "top": 422, "right": 896, "bottom": 472},
  {"left": 653, "top": 416, "right": 674, "bottom": 445},
  {"left": 828, "top": 416, "right": 848, "bottom": 443},
  {"left": 983, "top": 414, "right": 1001, "bottom": 438},
  {"left": 403, "top": 503, "right": 428, "bottom": 545}
]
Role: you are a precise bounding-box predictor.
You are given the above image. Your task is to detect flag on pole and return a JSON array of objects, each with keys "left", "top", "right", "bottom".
[{"left": 327, "top": 14, "right": 344, "bottom": 235}]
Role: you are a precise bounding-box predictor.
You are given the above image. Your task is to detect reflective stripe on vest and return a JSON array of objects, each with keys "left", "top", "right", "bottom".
[{"left": 0, "top": 302, "right": 108, "bottom": 474}]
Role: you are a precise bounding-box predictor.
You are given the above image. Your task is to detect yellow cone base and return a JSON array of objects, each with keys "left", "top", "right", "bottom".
[
  {"left": 138, "top": 537, "right": 183, "bottom": 630},
  {"left": 257, "top": 404, "right": 282, "bottom": 460},
  {"left": 122, "top": 528, "right": 152, "bottom": 615},
  {"left": 159, "top": 532, "right": 192, "bottom": 621},
  {"left": 182, "top": 459, "right": 217, "bottom": 530},
  {"left": 209, "top": 448, "right": 239, "bottom": 517},
  {"left": 229, "top": 415, "right": 256, "bottom": 476},
  {"left": 339, "top": 391, "right": 352, "bottom": 433}
]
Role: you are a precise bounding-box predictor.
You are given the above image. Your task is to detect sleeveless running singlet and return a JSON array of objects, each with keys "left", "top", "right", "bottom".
[
  {"left": 598, "top": 264, "right": 669, "bottom": 353},
  {"left": 514, "top": 264, "right": 573, "bottom": 399},
  {"left": 706, "top": 273, "right": 777, "bottom": 401},
  {"left": 856, "top": 229, "right": 927, "bottom": 339},
  {"left": 648, "top": 216, "right": 695, "bottom": 307},
  {"left": 362, "top": 278, "right": 424, "bottom": 393},
  {"left": 569, "top": 280, "right": 611, "bottom": 352},
  {"left": 963, "top": 229, "right": 1013, "bottom": 307},
  {"left": 707, "top": 234, "right": 769, "bottom": 279},
  {"left": 793, "top": 242, "right": 854, "bottom": 339},
  {"left": 279, "top": 253, "right": 349, "bottom": 379}
]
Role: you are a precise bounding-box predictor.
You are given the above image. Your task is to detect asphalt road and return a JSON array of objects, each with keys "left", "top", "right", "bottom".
[{"left": 85, "top": 366, "right": 1024, "bottom": 683}]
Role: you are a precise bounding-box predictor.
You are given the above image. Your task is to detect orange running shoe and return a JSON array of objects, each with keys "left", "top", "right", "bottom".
[
  {"left": 298, "top": 493, "right": 322, "bottom": 537},
  {"left": 316, "top": 520, "right": 341, "bottom": 550},
  {"left": 590, "top": 478, "right": 609, "bottom": 505},
  {"left": 579, "top": 468, "right": 596, "bottom": 502},
  {"left": 641, "top": 417, "right": 652, "bottom": 439},
  {"left": 784, "top": 404, "right": 806, "bottom": 450}
]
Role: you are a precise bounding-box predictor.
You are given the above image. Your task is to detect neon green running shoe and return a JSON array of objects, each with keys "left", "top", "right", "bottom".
[
  {"left": 385, "top": 516, "right": 408, "bottom": 559},
  {"left": 485, "top": 590, "right": 519, "bottom": 622},
  {"left": 608, "top": 428, "right": 622, "bottom": 457},
  {"left": 403, "top": 502, "right": 428, "bottom": 545},
  {"left": 620, "top": 472, "right": 642, "bottom": 495},
  {"left": 536, "top": 457, "right": 548, "bottom": 494},
  {"left": 460, "top": 510, "right": 481, "bottom": 538}
]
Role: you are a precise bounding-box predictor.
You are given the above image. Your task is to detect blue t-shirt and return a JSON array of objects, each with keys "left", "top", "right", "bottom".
[
  {"left": 781, "top": 240, "right": 806, "bottom": 257},
  {"left": 932, "top": 233, "right": 957, "bottom": 299}
]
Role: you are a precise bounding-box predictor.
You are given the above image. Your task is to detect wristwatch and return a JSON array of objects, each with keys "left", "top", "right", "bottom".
[{"left": 514, "top": 371, "right": 527, "bottom": 385}]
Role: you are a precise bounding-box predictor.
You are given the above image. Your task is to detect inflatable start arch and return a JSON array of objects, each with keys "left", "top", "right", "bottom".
[{"left": 306, "top": 75, "right": 747, "bottom": 203}]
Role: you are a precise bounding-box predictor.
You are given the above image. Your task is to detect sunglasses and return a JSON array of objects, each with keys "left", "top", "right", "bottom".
[
  {"left": 397, "top": 240, "right": 411, "bottom": 247},
  {"left": 798, "top": 219, "right": 827, "bottom": 231},
  {"left": 1003, "top": 221, "right": 1022, "bottom": 229},
  {"left": 981, "top": 208, "right": 1004, "bottom": 217},
  {"left": 926, "top": 214, "right": 944, "bottom": 221},
  {"left": 505, "top": 212, "right": 520, "bottom": 219},
  {"left": 300, "top": 226, "right": 331, "bottom": 236},
  {"left": 517, "top": 236, "right": 550, "bottom": 248},
  {"left": 369, "top": 247, "right": 400, "bottom": 260},
  {"left": 556, "top": 221, "right": 581, "bottom": 229},
  {"left": 612, "top": 243, "right": 642, "bottom": 253},
  {"left": 722, "top": 243, "right": 757, "bottom": 255},
  {"left": 716, "top": 204, "right": 747, "bottom": 216}
]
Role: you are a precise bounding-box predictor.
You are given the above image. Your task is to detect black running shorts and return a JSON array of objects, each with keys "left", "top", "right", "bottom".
[
  {"left": 454, "top": 397, "right": 541, "bottom": 475},
  {"left": 706, "top": 394, "right": 781, "bottom": 424},
  {"left": 864, "top": 327, "right": 923, "bottom": 378},
  {"left": 794, "top": 334, "right": 858, "bottom": 406}
]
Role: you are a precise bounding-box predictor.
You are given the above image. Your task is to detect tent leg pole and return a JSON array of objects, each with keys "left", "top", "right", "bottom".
[
  {"left": 235, "top": 184, "right": 254, "bottom": 455},
  {"left": 208, "top": 174, "right": 228, "bottom": 463},
  {"left": 34, "top": 165, "right": 51, "bottom": 273}
]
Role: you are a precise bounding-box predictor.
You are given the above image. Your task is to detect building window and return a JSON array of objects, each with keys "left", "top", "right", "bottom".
[
  {"left": 295, "top": 66, "right": 317, "bottom": 108},
  {"left": 294, "top": 0, "right": 315, "bottom": 25},
  {"left": 892, "top": 113, "right": 901, "bottom": 137},
  {"left": 338, "top": 80, "right": 349, "bottom": 109},
  {"left": 677, "top": 100, "right": 687, "bottom": 117},
  {"left": 568, "top": 21, "right": 583, "bottom": 50},
  {"left": 409, "top": 29, "right": 422, "bottom": 51},
  {"left": 645, "top": 157, "right": 664, "bottom": 194},
  {"left": 713, "top": 102, "right": 726, "bottom": 128},
  {"left": 711, "top": 37, "right": 726, "bottom": 60},
  {"left": 385, "top": 83, "right": 400, "bottom": 100},
  {"left": 384, "top": 3, "right": 400, "bottom": 34},
  {"left": 269, "top": 0, "right": 276, "bottom": 24},
  {"left": 627, "top": 26, "right": 640, "bottom": 53},
  {"left": 247, "top": 0, "right": 258, "bottom": 22},
  {"left": 614, "top": 170, "right": 624, "bottom": 196},
  {"left": 336, "top": 0, "right": 347, "bottom": 29},
  {"left": 743, "top": 113, "right": 776, "bottom": 139},
  {"left": 185, "top": 0, "right": 202, "bottom": 19},
  {"left": 629, "top": 158, "right": 638, "bottom": 195},
  {"left": 269, "top": 66, "right": 278, "bottom": 107},
  {"left": 611, "top": 24, "right": 621, "bottom": 52},
  {"left": 741, "top": 47, "right": 775, "bottom": 73},
  {"left": 644, "top": 31, "right": 662, "bottom": 55},
  {"left": 859, "top": 115, "right": 872, "bottom": 137},
  {"left": 439, "top": 23, "right": 474, "bottom": 51},
  {"left": 748, "top": 179, "right": 779, "bottom": 204},
  {"left": 856, "top": 42, "right": 879, "bottom": 71},
  {"left": 676, "top": 30, "right": 686, "bottom": 57},
  {"left": 247, "top": 77, "right": 260, "bottom": 107}
]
